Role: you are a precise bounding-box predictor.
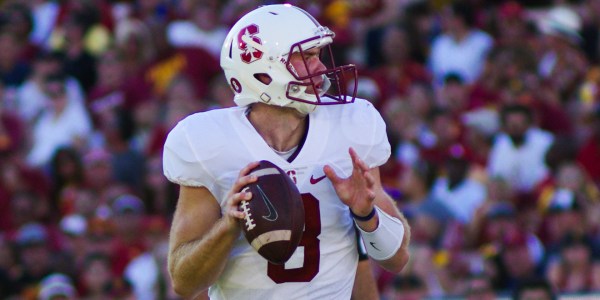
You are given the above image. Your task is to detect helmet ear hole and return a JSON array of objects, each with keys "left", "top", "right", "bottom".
[{"left": 254, "top": 73, "right": 272, "bottom": 85}]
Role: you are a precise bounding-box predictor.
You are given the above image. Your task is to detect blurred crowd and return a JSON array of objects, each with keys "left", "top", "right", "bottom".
[{"left": 0, "top": 0, "right": 599, "bottom": 299}]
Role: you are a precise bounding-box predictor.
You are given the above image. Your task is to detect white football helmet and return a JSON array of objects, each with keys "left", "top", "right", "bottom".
[{"left": 220, "top": 4, "right": 357, "bottom": 114}]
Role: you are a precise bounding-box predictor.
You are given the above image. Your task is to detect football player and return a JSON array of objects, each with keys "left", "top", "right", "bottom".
[{"left": 163, "top": 4, "right": 411, "bottom": 299}]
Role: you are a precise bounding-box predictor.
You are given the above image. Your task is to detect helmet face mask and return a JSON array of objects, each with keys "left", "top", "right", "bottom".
[
  {"left": 220, "top": 4, "right": 357, "bottom": 114},
  {"left": 285, "top": 38, "right": 357, "bottom": 107}
]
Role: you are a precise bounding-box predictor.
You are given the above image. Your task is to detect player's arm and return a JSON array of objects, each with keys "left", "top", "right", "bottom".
[
  {"left": 352, "top": 258, "right": 379, "bottom": 300},
  {"left": 324, "top": 148, "right": 410, "bottom": 273},
  {"left": 351, "top": 225, "right": 380, "bottom": 300},
  {"left": 168, "top": 163, "right": 258, "bottom": 298},
  {"left": 359, "top": 167, "right": 411, "bottom": 272}
]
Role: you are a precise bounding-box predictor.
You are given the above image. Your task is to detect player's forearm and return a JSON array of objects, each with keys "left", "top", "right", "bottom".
[
  {"left": 375, "top": 215, "right": 411, "bottom": 272},
  {"left": 357, "top": 192, "right": 411, "bottom": 273},
  {"left": 351, "top": 260, "right": 379, "bottom": 300},
  {"left": 169, "top": 218, "right": 240, "bottom": 297}
]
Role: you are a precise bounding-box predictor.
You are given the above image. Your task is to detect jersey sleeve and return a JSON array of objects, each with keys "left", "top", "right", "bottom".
[
  {"left": 343, "top": 99, "right": 391, "bottom": 169},
  {"left": 162, "top": 119, "right": 215, "bottom": 188},
  {"left": 364, "top": 100, "right": 391, "bottom": 168}
]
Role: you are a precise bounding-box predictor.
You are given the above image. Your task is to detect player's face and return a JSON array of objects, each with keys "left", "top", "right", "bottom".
[{"left": 289, "top": 47, "right": 326, "bottom": 95}]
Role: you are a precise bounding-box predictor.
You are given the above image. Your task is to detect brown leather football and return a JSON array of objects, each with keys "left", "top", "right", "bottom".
[{"left": 238, "top": 160, "right": 304, "bottom": 264}]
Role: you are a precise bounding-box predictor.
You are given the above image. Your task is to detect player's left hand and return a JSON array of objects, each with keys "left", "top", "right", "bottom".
[{"left": 324, "top": 147, "right": 376, "bottom": 216}]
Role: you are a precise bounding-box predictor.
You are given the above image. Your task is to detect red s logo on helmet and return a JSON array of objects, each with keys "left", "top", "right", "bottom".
[{"left": 238, "top": 24, "right": 263, "bottom": 64}]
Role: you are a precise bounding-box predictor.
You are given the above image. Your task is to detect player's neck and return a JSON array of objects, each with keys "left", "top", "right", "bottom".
[{"left": 247, "top": 103, "right": 307, "bottom": 152}]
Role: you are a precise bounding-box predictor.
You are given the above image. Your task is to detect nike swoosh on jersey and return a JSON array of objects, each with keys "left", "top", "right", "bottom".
[
  {"left": 257, "top": 186, "right": 278, "bottom": 221},
  {"left": 310, "top": 174, "right": 327, "bottom": 184},
  {"left": 370, "top": 242, "right": 380, "bottom": 251}
]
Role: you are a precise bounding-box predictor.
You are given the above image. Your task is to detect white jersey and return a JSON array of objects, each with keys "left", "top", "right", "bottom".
[{"left": 163, "top": 98, "right": 390, "bottom": 300}]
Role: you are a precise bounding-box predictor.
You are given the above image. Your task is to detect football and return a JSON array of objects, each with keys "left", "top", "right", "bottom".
[{"left": 238, "top": 160, "right": 305, "bottom": 264}]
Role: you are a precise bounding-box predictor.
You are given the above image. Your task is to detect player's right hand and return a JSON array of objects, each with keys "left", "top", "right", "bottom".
[{"left": 222, "top": 161, "right": 260, "bottom": 228}]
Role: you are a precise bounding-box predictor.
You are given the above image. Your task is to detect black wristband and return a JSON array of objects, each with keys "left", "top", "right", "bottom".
[{"left": 350, "top": 207, "right": 376, "bottom": 222}]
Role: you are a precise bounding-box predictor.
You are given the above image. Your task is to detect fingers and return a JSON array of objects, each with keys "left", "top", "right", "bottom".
[
  {"left": 326, "top": 148, "right": 373, "bottom": 184},
  {"left": 226, "top": 161, "right": 260, "bottom": 220},
  {"left": 232, "top": 161, "right": 260, "bottom": 192},
  {"left": 363, "top": 171, "right": 376, "bottom": 192},
  {"left": 323, "top": 165, "right": 341, "bottom": 184},
  {"left": 227, "top": 189, "right": 252, "bottom": 219},
  {"left": 349, "top": 147, "right": 375, "bottom": 187},
  {"left": 349, "top": 147, "right": 370, "bottom": 173}
]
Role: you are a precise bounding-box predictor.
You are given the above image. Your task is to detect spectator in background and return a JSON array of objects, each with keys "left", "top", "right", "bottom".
[
  {"left": 539, "top": 191, "right": 589, "bottom": 252},
  {"left": 381, "top": 273, "right": 428, "bottom": 300},
  {"left": 512, "top": 277, "right": 557, "bottom": 300},
  {"left": 546, "top": 232, "right": 600, "bottom": 294},
  {"left": 113, "top": 18, "right": 156, "bottom": 81},
  {"left": 16, "top": 50, "right": 85, "bottom": 124},
  {"left": 79, "top": 252, "right": 130, "bottom": 299},
  {"left": 84, "top": 217, "right": 116, "bottom": 259},
  {"left": 149, "top": 20, "right": 221, "bottom": 101},
  {"left": 162, "top": 74, "right": 206, "bottom": 114},
  {"left": 26, "top": 0, "right": 60, "bottom": 49},
  {"left": 431, "top": 145, "right": 486, "bottom": 224},
  {"left": 87, "top": 48, "right": 130, "bottom": 128},
  {"left": 48, "top": 147, "right": 85, "bottom": 216},
  {"left": 69, "top": 189, "right": 97, "bottom": 220},
  {"left": 204, "top": 73, "right": 235, "bottom": 110},
  {"left": 0, "top": 157, "right": 50, "bottom": 229},
  {"left": 38, "top": 272, "right": 77, "bottom": 300},
  {"left": 143, "top": 74, "right": 204, "bottom": 157},
  {"left": 0, "top": 3, "right": 38, "bottom": 61},
  {"left": 464, "top": 274, "right": 496, "bottom": 300},
  {"left": 26, "top": 73, "right": 92, "bottom": 168},
  {"left": 490, "top": 230, "right": 545, "bottom": 293},
  {"left": 537, "top": 160, "right": 598, "bottom": 217},
  {"left": 435, "top": 72, "right": 470, "bottom": 118},
  {"left": 367, "top": 24, "right": 431, "bottom": 109},
  {"left": 82, "top": 148, "right": 114, "bottom": 196},
  {"left": 99, "top": 107, "right": 146, "bottom": 192},
  {"left": 12, "top": 223, "right": 57, "bottom": 297},
  {"left": 110, "top": 194, "right": 148, "bottom": 278},
  {"left": 166, "top": 1, "right": 227, "bottom": 59},
  {"left": 0, "top": 81, "right": 26, "bottom": 156},
  {"left": 488, "top": 104, "right": 554, "bottom": 196},
  {"left": 428, "top": 1, "right": 493, "bottom": 87},
  {"left": 402, "top": 1, "right": 437, "bottom": 64},
  {"left": 87, "top": 47, "right": 153, "bottom": 151},
  {"left": 129, "top": 0, "right": 173, "bottom": 25},
  {"left": 535, "top": 136, "right": 579, "bottom": 196},
  {"left": 124, "top": 215, "right": 170, "bottom": 300},
  {"left": 0, "top": 29, "right": 30, "bottom": 106},
  {"left": 52, "top": 13, "right": 98, "bottom": 93},
  {"left": 577, "top": 106, "right": 600, "bottom": 187},
  {"left": 580, "top": 0, "right": 600, "bottom": 64},
  {"left": 420, "top": 108, "right": 463, "bottom": 168},
  {"left": 49, "top": 0, "right": 112, "bottom": 57},
  {"left": 537, "top": 6, "right": 587, "bottom": 100},
  {"left": 142, "top": 155, "right": 177, "bottom": 217},
  {"left": 399, "top": 161, "right": 450, "bottom": 247},
  {"left": 468, "top": 200, "right": 518, "bottom": 248},
  {"left": 0, "top": 234, "right": 16, "bottom": 296},
  {"left": 57, "top": 214, "right": 88, "bottom": 276},
  {"left": 385, "top": 100, "right": 423, "bottom": 169},
  {"left": 461, "top": 108, "right": 499, "bottom": 168},
  {"left": 8, "top": 191, "right": 49, "bottom": 233},
  {"left": 492, "top": 1, "right": 534, "bottom": 48}
]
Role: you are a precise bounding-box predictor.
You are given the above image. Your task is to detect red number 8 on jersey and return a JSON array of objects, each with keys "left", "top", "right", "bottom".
[{"left": 268, "top": 193, "right": 321, "bottom": 283}]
